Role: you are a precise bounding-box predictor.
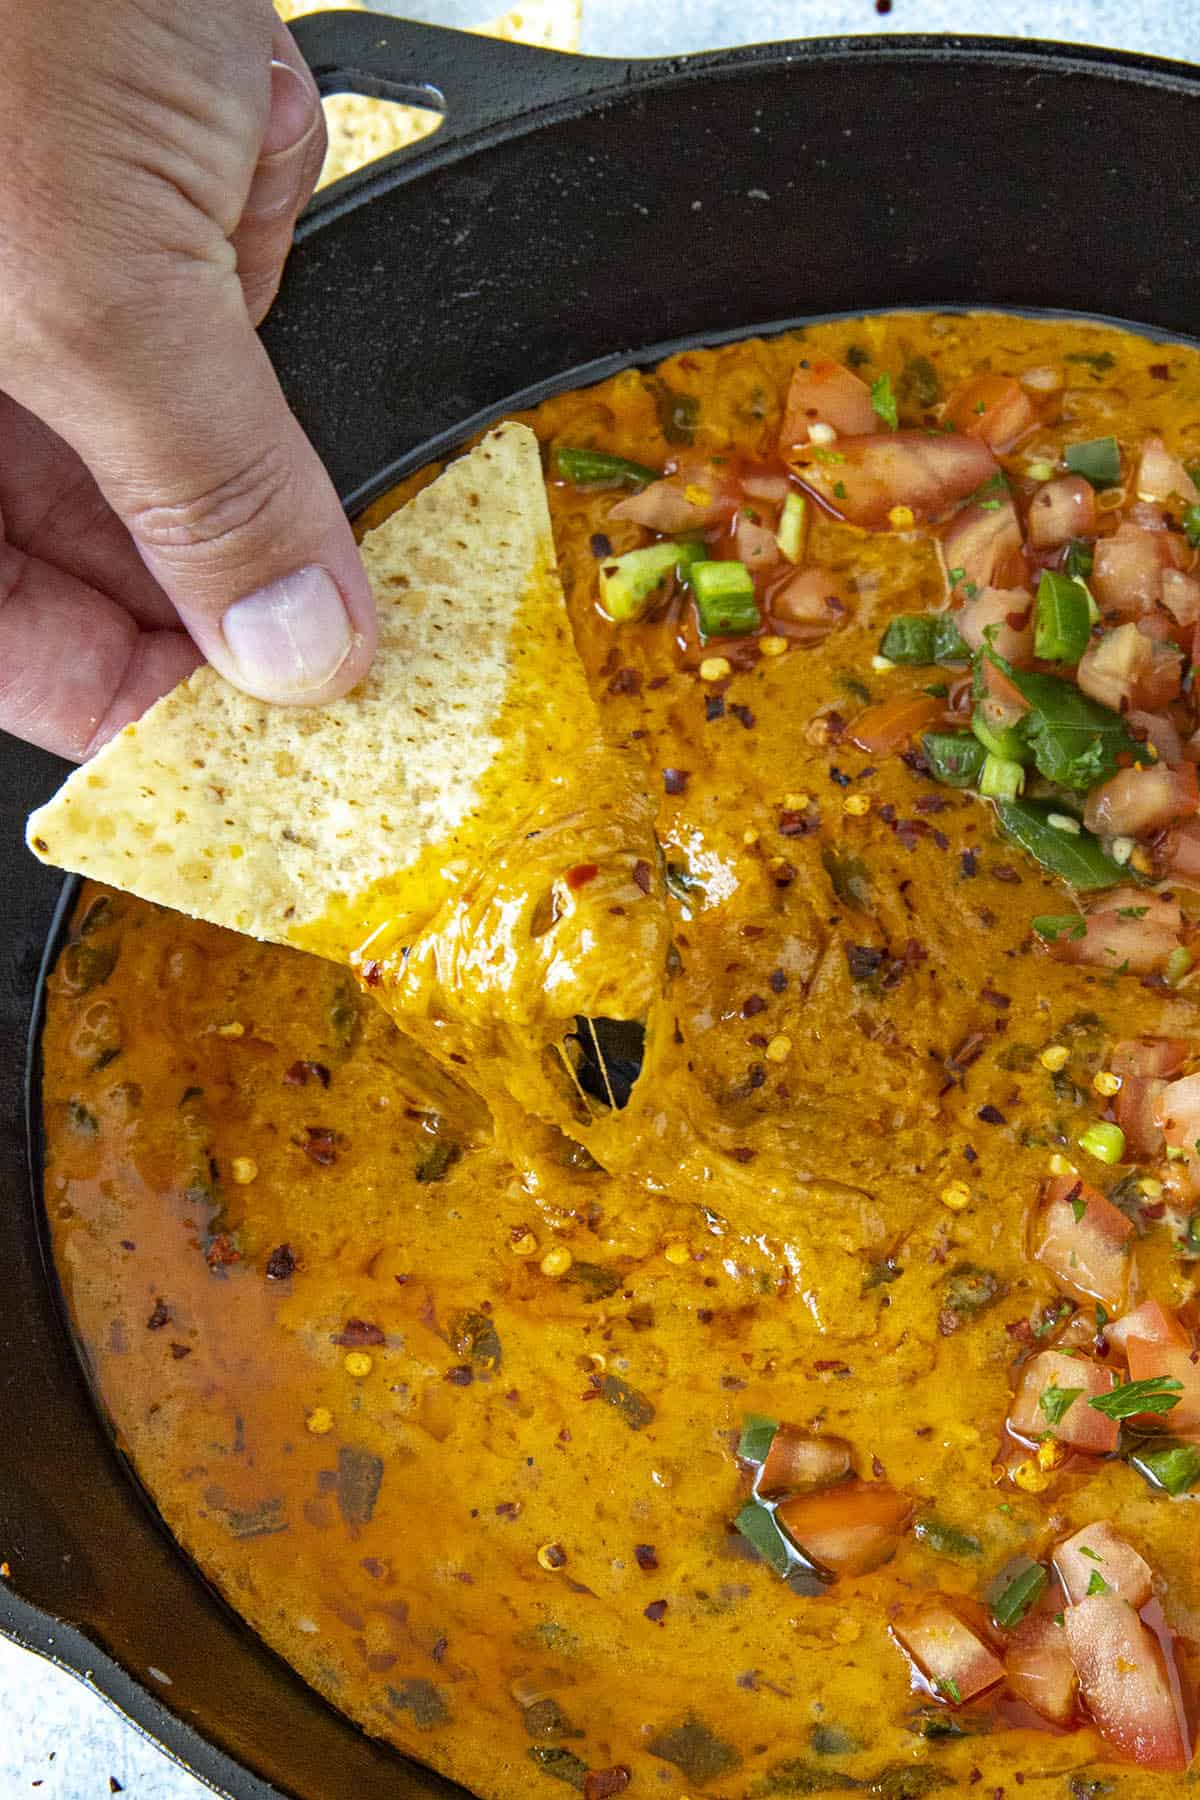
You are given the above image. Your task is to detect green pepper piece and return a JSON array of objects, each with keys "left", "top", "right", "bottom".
[
  {"left": 1064, "top": 436, "right": 1121, "bottom": 488},
  {"left": 989, "top": 1559, "right": 1049, "bottom": 1629},
  {"left": 921, "top": 731, "right": 987, "bottom": 789},
  {"left": 553, "top": 447, "right": 660, "bottom": 490},
  {"left": 994, "top": 800, "right": 1125, "bottom": 891},
  {"left": 737, "top": 1414, "right": 779, "bottom": 1464},
  {"left": 734, "top": 1499, "right": 792, "bottom": 1577},
  {"left": 879, "top": 612, "right": 969, "bottom": 666},
  {"left": 1034, "top": 570, "right": 1092, "bottom": 663},
  {"left": 691, "top": 561, "right": 761, "bottom": 639}
]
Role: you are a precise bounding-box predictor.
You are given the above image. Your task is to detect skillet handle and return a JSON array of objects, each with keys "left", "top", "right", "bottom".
[{"left": 289, "top": 10, "right": 633, "bottom": 163}]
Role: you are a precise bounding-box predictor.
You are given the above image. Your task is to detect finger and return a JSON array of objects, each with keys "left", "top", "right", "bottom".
[
  {"left": 0, "top": 543, "right": 200, "bottom": 761},
  {"left": 233, "top": 38, "right": 327, "bottom": 327},
  {"left": 0, "top": 392, "right": 176, "bottom": 630},
  {"left": 24, "top": 261, "right": 377, "bottom": 707}
]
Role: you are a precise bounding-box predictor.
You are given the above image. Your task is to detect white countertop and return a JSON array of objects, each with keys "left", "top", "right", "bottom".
[{"left": 7, "top": 1, "right": 1191, "bottom": 1795}]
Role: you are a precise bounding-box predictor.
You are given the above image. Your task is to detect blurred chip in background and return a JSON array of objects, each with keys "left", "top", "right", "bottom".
[{"left": 276, "top": 0, "right": 582, "bottom": 187}]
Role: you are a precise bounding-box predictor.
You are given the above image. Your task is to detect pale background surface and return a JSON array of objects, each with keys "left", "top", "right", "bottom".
[{"left": 5, "top": 0, "right": 1190, "bottom": 1794}]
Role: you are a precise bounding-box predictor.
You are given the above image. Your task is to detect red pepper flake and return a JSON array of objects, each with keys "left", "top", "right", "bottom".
[
  {"left": 963, "top": 1144, "right": 979, "bottom": 1165},
  {"left": 169, "top": 1342, "right": 192, "bottom": 1360},
  {"left": 361, "top": 1557, "right": 388, "bottom": 1579},
  {"left": 914, "top": 794, "right": 951, "bottom": 814},
  {"left": 205, "top": 1233, "right": 241, "bottom": 1271},
  {"left": 705, "top": 694, "right": 726, "bottom": 721},
  {"left": 663, "top": 768, "right": 690, "bottom": 795},
  {"left": 741, "top": 994, "right": 767, "bottom": 1018},
  {"left": 495, "top": 1501, "right": 522, "bottom": 1519},
  {"left": 768, "top": 968, "right": 788, "bottom": 993},
  {"left": 632, "top": 859, "right": 652, "bottom": 894},
  {"left": 828, "top": 765, "right": 852, "bottom": 788},
  {"left": 960, "top": 847, "right": 979, "bottom": 879},
  {"left": 334, "top": 1319, "right": 386, "bottom": 1347},
  {"left": 813, "top": 1359, "right": 851, "bottom": 1375},
  {"left": 1148, "top": 362, "right": 1171, "bottom": 380},
  {"left": 992, "top": 864, "right": 1021, "bottom": 885},
  {"left": 607, "top": 667, "right": 642, "bottom": 696},
  {"left": 980, "top": 984, "right": 1011, "bottom": 1010},
  {"left": 360, "top": 960, "right": 383, "bottom": 988},
  {"left": 772, "top": 861, "right": 797, "bottom": 888},
  {"left": 583, "top": 1768, "right": 631, "bottom": 1800},
  {"left": 266, "top": 1243, "right": 298, "bottom": 1282},
  {"left": 1006, "top": 1318, "right": 1033, "bottom": 1342},
  {"left": 567, "top": 863, "right": 599, "bottom": 890},
  {"left": 303, "top": 1126, "right": 338, "bottom": 1165},
  {"left": 643, "top": 1599, "right": 668, "bottom": 1624},
  {"left": 747, "top": 1063, "right": 766, "bottom": 1089},
  {"left": 284, "top": 1060, "right": 330, "bottom": 1089},
  {"left": 977, "top": 1104, "right": 1007, "bottom": 1125},
  {"left": 634, "top": 1543, "right": 659, "bottom": 1570},
  {"left": 445, "top": 1365, "right": 473, "bottom": 1386},
  {"left": 540, "top": 1543, "right": 568, "bottom": 1568},
  {"left": 590, "top": 532, "right": 613, "bottom": 557},
  {"left": 778, "top": 807, "right": 818, "bottom": 837},
  {"left": 146, "top": 1298, "right": 170, "bottom": 1331},
  {"left": 729, "top": 703, "right": 755, "bottom": 729},
  {"left": 647, "top": 675, "right": 669, "bottom": 692},
  {"left": 729, "top": 1146, "right": 756, "bottom": 1163}
]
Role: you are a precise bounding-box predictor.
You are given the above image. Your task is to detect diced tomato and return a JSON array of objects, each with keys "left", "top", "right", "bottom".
[
  {"left": 758, "top": 1428, "right": 853, "bottom": 1496},
  {"left": 1033, "top": 1176, "right": 1133, "bottom": 1312},
  {"left": 767, "top": 566, "right": 853, "bottom": 640},
  {"left": 1093, "top": 529, "right": 1165, "bottom": 618},
  {"left": 1163, "top": 818, "right": 1200, "bottom": 885},
  {"left": 1110, "top": 1040, "right": 1190, "bottom": 1159},
  {"left": 610, "top": 461, "right": 741, "bottom": 531},
  {"left": 942, "top": 495, "right": 1028, "bottom": 592},
  {"left": 1136, "top": 435, "right": 1200, "bottom": 508},
  {"left": 1161, "top": 568, "right": 1200, "bottom": 629},
  {"left": 1064, "top": 1593, "right": 1189, "bottom": 1772},
  {"left": 1078, "top": 623, "right": 1153, "bottom": 712},
  {"left": 733, "top": 510, "right": 782, "bottom": 572},
  {"left": 778, "top": 359, "right": 877, "bottom": 450},
  {"left": 775, "top": 1480, "right": 911, "bottom": 1576},
  {"left": 1127, "top": 709, "right": 1184, "bottom": 768},
  {"left": 740, "top": 469, "right": 792, "bottom": 503},
  {"left": 1008, "top": 1350, "right": 1119, "bottom": 1455},
  {"left": 1046, "top": 890, "right": 1183, "bottom": 978},
  {"left": 847, "top": 693, "right": 945, "bottom": 754},
  {"left": 1083, "top": 762, "right": 1198, "bottom": 838},
  {"left": 1136, "top": 638, "right": 1185, "bottom": 711},
  {"left": 975, "top": 653, "right": 1032, "bottom": 736},
  {"left": 1126, "top": 1338, "right": 1200, "bottom": 1438},
  {"left": 1154, "top": 1071, "right": 1200, "bottom": 1156},
  {"left": 944, "top": 374, "right": 1038, "bottom": 451},
  {"left": 1027, "top": 475, "right": 1096, "bottom": 550},
  {"left": 1055, "top": 1522, "right": 1153, "bottom": 1608},
  {"left": 788, "top": 432, "right": 997, "bottom": 528},
  {"left": 892, "top": 1603, "right": 1005, "bottom": 1704},
  {"left": 1004, "top": 1613, "right": 1078, "bottom": 1726},
  {"left": 957, "top": 586, "right": 1034, "bottom": 666},
  {"left": 1106, "top": 1299, "right": 1190, "bottom": 1358}
]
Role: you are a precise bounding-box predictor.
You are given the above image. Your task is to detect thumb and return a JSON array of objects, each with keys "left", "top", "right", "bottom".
[{"left": 33, "top": 264, "right": 376, "bottom": 705}]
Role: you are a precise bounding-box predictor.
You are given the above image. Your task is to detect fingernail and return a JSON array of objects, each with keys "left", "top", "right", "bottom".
[
  {"left": 248, "top": 63, "right": 321, "bottom": 216},
  {"left": 222, "top": 566, "right": 354, "bottom": 699}
]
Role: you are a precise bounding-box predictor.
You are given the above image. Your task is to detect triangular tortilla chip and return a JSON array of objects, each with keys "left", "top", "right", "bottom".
[{"left": 27, "top": 423, "right": 671, "bottom": 1155}]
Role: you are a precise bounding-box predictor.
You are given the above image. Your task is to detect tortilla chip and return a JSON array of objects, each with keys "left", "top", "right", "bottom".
[
  {"left": 275, "top": 0, "right": 582, "bottom": 189},
  {"left": 27, "top": 425, "right": 593, "bottom": 957}
]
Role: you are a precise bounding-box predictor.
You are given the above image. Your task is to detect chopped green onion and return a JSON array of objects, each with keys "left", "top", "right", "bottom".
[
  {"left": 1064, "top": 539, "right": 1095, "bottom": 581},
  {"left": 1087, "top": 1570, "right": 1111, "bottom": 1596},
  {"left": 1034, "top": 570, "right": 1092, "bottom": 663},
  {"left": 1089, "top": 1375, "right": 1182, "bottom": 1420},
  {"left": 1182, "top": 1212, "right": 1200, "bottom": 1256},
  {"left": 1184, "top": 504, "right": 1200, "bottom": 550},
  {"left": 734, "top": 1498, "right": 792, "bottom": 1577},
  {"left": 1129, "top": 1440, "right": 1200, "bottom": 1496},
  {"left": 598, "top": 541, "right": 693, "bottom": 622},
  {"left": 936, "top": 1678, "right": 962, "bottom": 1705},
  {"left": 921, "top": 731, "right": 987, "bottom": 789},
  {"left": 971, "top": 707, "right": 1029, "bottom": 764},
  {"left": 1039, "top": 1384, "right": 1084, "bottom": 1426},
  {"left": 989, "top": 1559, "right": 1048, "bottom": 1630},
  {"left": 979, "top": 754, "right": 1025, "bottom": 801},
  {"left": 691, "top": 561, "right": 761, "bottom": 639},
  {"left": 994, "top": 800, "right": 1125, "bottom": 891},
  {"left": 878, "top": 613, "right": 970, "bottom": 666},
  {"left": 870, "top": 372, "right": 898, "bottom": 431},
  {"left": 913, "top": 1517, "right": 982, "bottom": 1558},
  {"left": 1166, "top": 946, "right": 1194, "bottom": 986},
  {"left": 1026, "top": 459, "right": 1056, "bottom": 482},
  {"left": 776, "top": 492, "right": 808, "bottom": 563},
  {"left": 1078, "top": 1121, "right": 1126, "bottom": 1165},
  {"left": 1064, "top": 436, "right": 1121, "bottom": 488},
  {"left": 553, "top": 447, "right": 660, "bottom": 490},
  {"left": 1032, "top": 914, "right": 1086, "bottom": 943},
  {"left": 737, "top": 1413, "right": 779, "bottom": 1464}
]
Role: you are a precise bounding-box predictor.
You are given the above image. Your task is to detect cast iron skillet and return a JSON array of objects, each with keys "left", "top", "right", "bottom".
[{"left": 2, "top": 17, "right": 1199, "bottom": 1798}]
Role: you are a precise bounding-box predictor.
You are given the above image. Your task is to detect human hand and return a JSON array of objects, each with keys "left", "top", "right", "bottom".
[{"left": 0, "top": 0, "right": 377, "bottom": 761}]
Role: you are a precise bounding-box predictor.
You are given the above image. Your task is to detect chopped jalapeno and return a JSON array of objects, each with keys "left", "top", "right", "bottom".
[
  {"left": 1033, "top": 570, "right": 1092, "bottom": 663},
  {"left": 553, "top": 448, "right": 660, "bottom": 490},
  {"left": 990, "top": 1560, "right": 1049, "bottom": 1629},
  {"left": 878, "top": 613, "right": 969, "bottom": 666}
]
